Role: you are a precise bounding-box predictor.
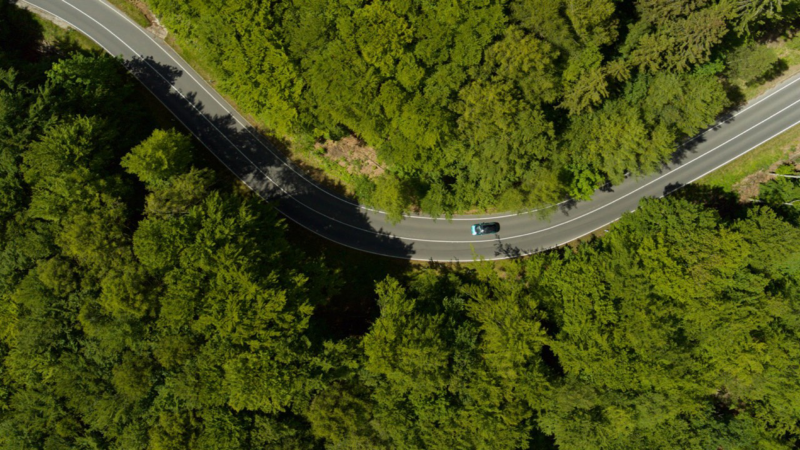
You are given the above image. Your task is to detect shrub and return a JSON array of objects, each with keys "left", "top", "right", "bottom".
[{"left": 727, "top": 44, "right": 779, "bottom": 83}]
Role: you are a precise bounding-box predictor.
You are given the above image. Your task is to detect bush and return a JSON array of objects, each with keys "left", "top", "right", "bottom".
[
  {"left": 371, "top": 174, "right": 410, "bottom": 224},
  {"left": 727, "top": 44, "right": 779, "bottom": 83},
  {"left": 353, "top": 175, "right": 376, "bottom": 206}
]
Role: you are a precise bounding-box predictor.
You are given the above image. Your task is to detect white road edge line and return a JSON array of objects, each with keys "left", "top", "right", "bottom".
[
  {"left": 24, "top": 0, "right": 800, "bottom": 258},
  {"left": 94, "top": 0, "right": 492, "bottom": 220},
  {"left": 53, "top": 0, "right": 423, "bottom": 234},
  {"left": 90, "top": 0, "right": 576, "bottom": 221},
  {"left": 46, "top": 0, "right": 573, "bottom": 240},
  {"left": 379, "top": 97, "right": 800, "bottom": 244},
  {"left": 91, "top": 0, "right": 800, "bottom": 223},
  {"left": 14, "top": 1, "right": 417, "bottom": 259}
]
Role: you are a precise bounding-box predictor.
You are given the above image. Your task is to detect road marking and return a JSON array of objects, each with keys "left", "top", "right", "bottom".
[
  {"left": 17, "top": 2, "right": 407, "bottom": 260},
  {"left": 92, "top": 0, "right": 426, "bottom": 218},
  {"left": 52, "top": 0, "right": 394, "bottom": 226},
  {"left": 24, "top": 0, "right": 800, "bottom": 258},
  {"left": 92, "top": 0, "right": 578, "bottom": 221},
  {"left": 44, "top": 0, "right": 567, "bottom": 241},
  {"left": 48, "top": 0, "right": 800, "bottom": 224},
  {"left": 732, "top": 71, "right": 800, "bottom": 116},
  {"left": 339, "top": 97, "right": 800, "bottom": 245},
  {"left": 90, "top": 0, "right": 800, "bottom": 223}
]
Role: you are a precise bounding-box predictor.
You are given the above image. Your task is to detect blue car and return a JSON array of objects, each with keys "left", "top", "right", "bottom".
[{"left": 471, "top": 222, "right": 500, "bottom": 236}]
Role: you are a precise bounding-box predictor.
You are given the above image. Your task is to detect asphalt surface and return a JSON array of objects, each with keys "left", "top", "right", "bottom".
[{"left": 22, "top": 0, "right": 800, "bottom": 261}]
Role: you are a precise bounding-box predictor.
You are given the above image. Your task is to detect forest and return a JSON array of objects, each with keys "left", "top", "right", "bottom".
[
  {"left": 3, "top": 4, "right": 800, "bottom": 448},
  {"left": 142, "top": 0, "right": 800, "bottom": 217}
]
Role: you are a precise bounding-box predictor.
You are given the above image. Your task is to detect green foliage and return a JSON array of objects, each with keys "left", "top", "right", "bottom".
[
  {"left": 301, "top": 196, "right": 800, "bottom": 449},
  {"left": 564, "top": 0, "right": 618, "bottom": 47},
  {"left": 567, "top": 165, "right": 605, "bottom": 200},
  {"left": 370, "top": 174, "right": 410, "bottom": 224},
  {"left": 121, "top": 128, "right": 194, "bottom": 187},
  {"left": 142, "top": 167, "right": 215, "bottom": 217},
  {"left": 562, "top": 68, "right": 730, "bottom": 190},
  {"left": 39, "top": 52, "right": 133, "bottom": 119},
  {"left": 352, "top": 271, "right": 549, "bottom": 449},
  {"left": 629, "top": 1, "right": 734, "bottom": 72},
  {"left": 140, "top": 0, "right": 788, "bottom": 213},
  {"left": 535, "top": 197, "right": 800, "bottom": 449},
  {"left": 0, "top": 50, "right": 331, "bottom": 450},
  {"left": 727, "top": 44, "right": 779, "bottom": 83},
  {"left": 759, "top": 165, "right": 800, "bottom": 207},
  {"left": 560, "top": 46, "right": 609, "bottom": 115},
  {"left": 733, "top": 0, "right": 789, "bottom": 35},
  {"left": 22, "top": 115, "right": 114, "bottom": 187},
  {"left": 788, "top": 34, "right": 800, "bottom": 50},
  {"left": 6, "top": 7, "right": 800, "bottom": 450}
]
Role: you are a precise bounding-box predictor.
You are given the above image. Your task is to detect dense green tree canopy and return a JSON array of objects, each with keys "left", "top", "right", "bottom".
[
  {"left": 142, "top": 0, "right": 800, "bottom": 214},
  {"left": 298, "top": 196, "right": 800, "bottom": 450},
  {"left": 4, "top": 6, "right": 800, "bottom": 450},
  {"left": 0, "top": 41, "right": 335, "bottom": 449}
]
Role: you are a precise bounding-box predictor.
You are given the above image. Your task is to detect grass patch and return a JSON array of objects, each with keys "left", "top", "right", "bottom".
[
  {"left": 105, "top": 0, "right": 151, "bottom": 28},
  {"left": 698, "top": 123, "right": 800, "bottom": 191},
  {"left": 699, "top": 32, "right": 800, "bottom": 194},
  {"left": 731, "top": 36, "right": 800, "bottom": 102},
  {"left": 33, "top": 15, "right": 101, "bottom": 53}
]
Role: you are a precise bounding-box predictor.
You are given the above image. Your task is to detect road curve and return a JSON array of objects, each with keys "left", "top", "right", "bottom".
[{"left": 21, "top": 0, "right": 800, "bottom": 261}]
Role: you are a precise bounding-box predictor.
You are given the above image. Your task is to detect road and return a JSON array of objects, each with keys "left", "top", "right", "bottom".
[{"left": 20, "top": 0, "right": 800, "bottom": 261}]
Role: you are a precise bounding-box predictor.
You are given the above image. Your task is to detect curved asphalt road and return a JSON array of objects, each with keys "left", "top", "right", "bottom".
[{"left": 21, "top": 0, "right": 800, "bottom": 261}]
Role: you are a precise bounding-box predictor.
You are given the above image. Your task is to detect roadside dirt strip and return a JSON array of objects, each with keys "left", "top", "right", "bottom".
[{"left": 22, "top": 0, "right": 800, "bottom": 261}]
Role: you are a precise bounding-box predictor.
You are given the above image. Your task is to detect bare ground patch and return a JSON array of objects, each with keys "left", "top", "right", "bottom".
[
  {"left": 110, "top": 0, "right": 167, "bottom": 38},
  {"left": 315, "top": 135, "right": 385, "bottom": 178},
  {"left": 732, "top": 147, "right": 800, "bottom": 202},
  {"left": 129, "top": 0, "right": 167, "bottom": 37}
]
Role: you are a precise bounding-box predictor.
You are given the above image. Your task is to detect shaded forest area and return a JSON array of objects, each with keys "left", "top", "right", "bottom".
[
  {"left": 3, "top": 4, "right": 800, "bottom": 449},
  {"left": 143, "top": 0, "right": 800, "bottom": 219}
]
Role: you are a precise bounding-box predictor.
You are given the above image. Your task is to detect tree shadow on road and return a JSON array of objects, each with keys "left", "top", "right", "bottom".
[
  {"left": 125, "top": 56, "right": 414, "bottom": 257},
  {"left": 494, "top": 237, "right": 527, "bottom": 259},
  {"left": 125, "top": 55, "right": 418, "bottom": 337}
]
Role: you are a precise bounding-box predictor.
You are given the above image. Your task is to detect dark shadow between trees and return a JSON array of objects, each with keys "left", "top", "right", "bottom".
[
  {"left": 5, "top": 4, "right": 45, "bottom": 62},
  {"left": 749, "top": 58, "right": 790, "bottom": 87},
  {"left": 668, "top": 184, "right": 744, "bottom": 222},
  {"left": 125, "top": 55, "right": 413, "bottom": 258},
  {"left": 4, "top": 4, "right": 104, "bottom": 66},
  {"left": 124, "top": 56, "right": 415, "bottom": 338}
]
